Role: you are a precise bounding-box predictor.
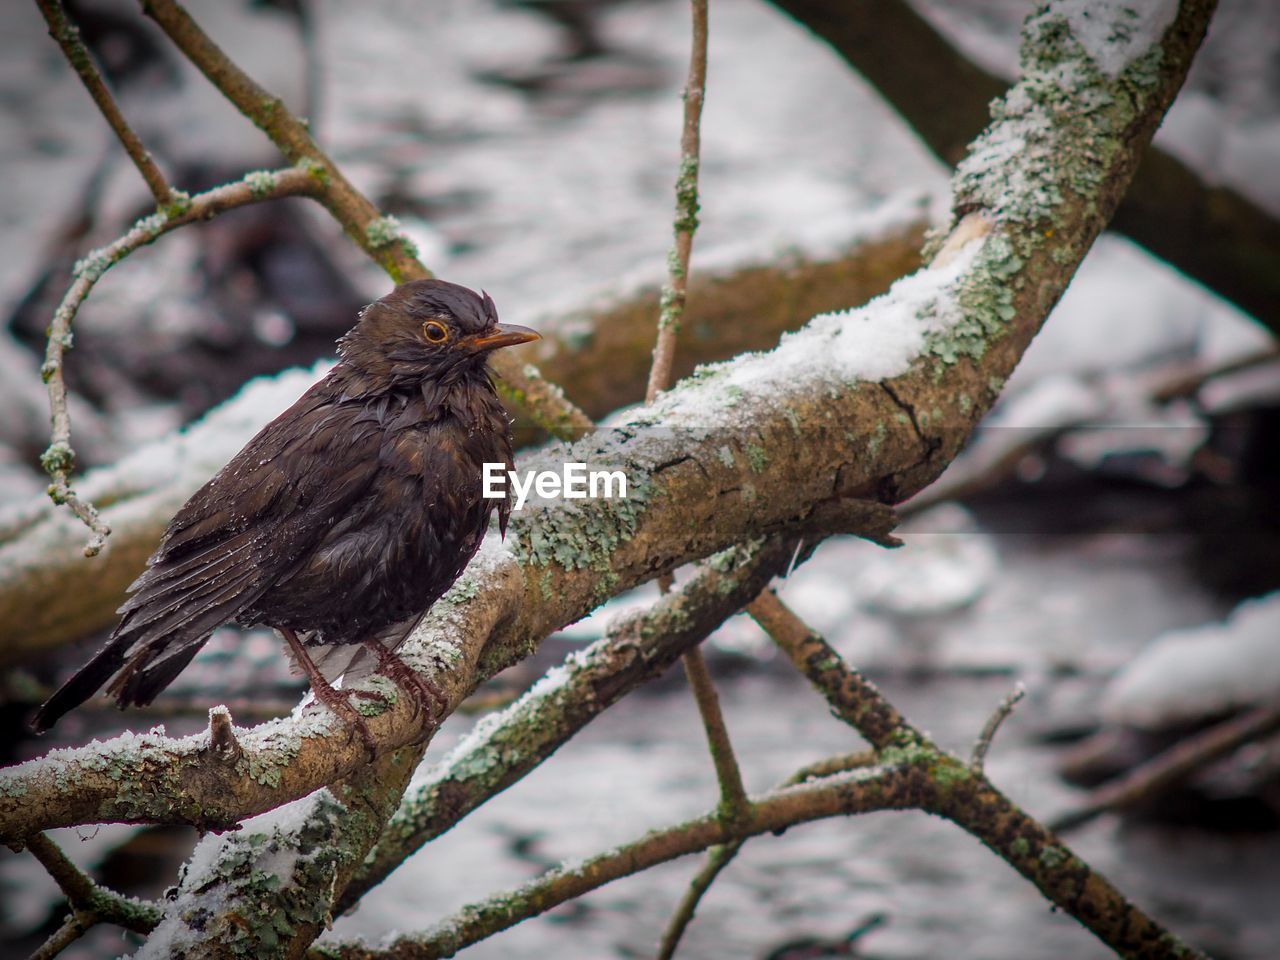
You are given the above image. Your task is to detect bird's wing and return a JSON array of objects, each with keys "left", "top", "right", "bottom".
[{"left": 32, "top": 383, "right": 385, "bottom": 730}]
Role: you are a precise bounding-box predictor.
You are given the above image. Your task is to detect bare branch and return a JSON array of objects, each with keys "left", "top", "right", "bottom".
[
  {"left": 339, "top": 535, "right": 802, "bottom": 912},
  {"left": 1052, "top": 700, "right": 1280, "bottom": 833},
  {"left": 970, "top": 683, "right": 1026, "bottom": 772},
  {"left": 39, "top": 166, "right": 318, "bottom": 553},
  {"left": 7, "top": 3, "right": 1223, "bottom": 955},
  {"left": 645, "top": 0, "right": 709, "bottom": 404},
  {"left": 30, "top": 913, "right": 90, "bottom": 960},
  {"left": 35, "top": 0, "right": 175, "bottom": 208},
  {"left": 656, "top": 751, "right": 877, "bottom": 960},
  {"left": 26, "top": 832, "right": 96, "bottom": 906},
  {"left": 1152, "top": 344, "right": 1280, "bottom": 404},
  {"left": 639, "top": 0, "right": 752, "bottom": 833},
  {"left": 751, "top": 594, "right": 1208, "bottom": 960},
  {"left": 24, "top": 832, "right": 163, "bottom": 938},
  {"left": 749, "top": 587, "right": 907, "bottom": 750},
  {"left": 680, "top": 647, "right": 751, "bottom": 826}
]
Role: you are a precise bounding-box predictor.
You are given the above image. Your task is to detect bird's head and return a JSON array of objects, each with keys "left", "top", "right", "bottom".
[{"left": 338, "top": 279, "right": 539, "bottom": 389}]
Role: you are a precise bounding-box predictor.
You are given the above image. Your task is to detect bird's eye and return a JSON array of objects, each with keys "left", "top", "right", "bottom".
[{"left": 423, "top": 321, "right": 449, "bottom": 343}]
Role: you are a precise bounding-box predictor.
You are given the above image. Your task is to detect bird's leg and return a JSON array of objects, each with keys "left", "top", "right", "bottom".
[
  {"left": 362, "top": 640, "right": 446, "bottom": 729},
  {"left": 281, "top": 628, "right": 377, "bottom": 759}
]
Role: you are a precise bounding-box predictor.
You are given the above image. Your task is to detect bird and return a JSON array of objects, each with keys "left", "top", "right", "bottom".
[{"left": 31, "top": 279, "right": 539, "bottom": 751}]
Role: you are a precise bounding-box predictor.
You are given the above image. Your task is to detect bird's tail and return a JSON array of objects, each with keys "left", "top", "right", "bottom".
[{"left": 29, "top": 640, "right": 128, "bottom": 734}]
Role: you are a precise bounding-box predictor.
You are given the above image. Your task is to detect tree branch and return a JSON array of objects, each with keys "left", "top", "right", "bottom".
[
  {"left": 0, "top": 215, "right": 926, "bottom": 667},
  {"left": 970, "top": 683, "right": 1026, "bottom": 772},
  {"left": 768, "top": 0, "right": 1280, "bottom": 333},
  {"left": 35, "top": 0, "right": 175, "bottom": 209},
  {"left": 641, "top": 0, "right": 752, "bottom": 835},
  {"left": 317, "top": 762, "right": 925, "bottom": 960},
  {"left": 1052, "top": 700, "right": 1280, "bottom": 833},
  {"left": 5, "top": 2, "right": 1221, "bottom": 955},
  {"left": 39, "top": 166, "right": 320, "bottom": 555},
  {"left": 24, "top": 831, "right": 163, "bottom": 939},
  {"left": 753, "top": 593, "right": 1207, "bottom": 960},
  {"left": 35, "top": 0, "right": 593, "bottom": 548},
  {"left": 5, "top": 0, "right": 1212, "bottom": 857},
  {"left": 655, "top": 751, "right": 877, "bottom": 960}
]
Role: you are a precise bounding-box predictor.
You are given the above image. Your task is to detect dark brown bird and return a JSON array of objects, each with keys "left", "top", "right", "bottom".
[{"left": 31, "top": 279, "right": 538, "bottom": 746}]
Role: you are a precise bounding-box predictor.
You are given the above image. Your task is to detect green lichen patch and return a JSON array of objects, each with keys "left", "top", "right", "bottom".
[
  {"left": 245, "top": 169, "right": 278, "bottom": 198},
  {"left": 164, "top": 791, "right": 356, "bottom": 958},
  {"left": 512, "top": 438, "right": 652, "bottom": 576},
  {"left": 364, "top": 215, "right": 415, "bottom": 259},
  {"left": 931, "top": 5, "right": 1174, "bottom": 363}
]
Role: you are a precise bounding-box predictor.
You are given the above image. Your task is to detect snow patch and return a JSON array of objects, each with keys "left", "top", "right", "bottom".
[
  {"left": 658, "top": 237, "right": 983, "bottom": 424},
  {"left": 1102, "top": 592, "right": 1280, "bottom": 730},
  {"left": 1057, "top": 0, "right": 1178, "bottom": 78}
]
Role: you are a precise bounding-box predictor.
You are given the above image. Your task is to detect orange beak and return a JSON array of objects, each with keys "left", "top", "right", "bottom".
[{"left": 466, "top": 323, "right": 541, "bottom": 352}]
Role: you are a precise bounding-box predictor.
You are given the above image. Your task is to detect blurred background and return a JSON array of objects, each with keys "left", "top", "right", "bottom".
[{"left": 1, "top": 0, "right": 1278, "bottom": 957}]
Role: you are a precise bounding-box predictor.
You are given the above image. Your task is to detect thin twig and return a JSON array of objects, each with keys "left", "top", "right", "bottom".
[
  {"left": 656, "top": 843, "right": 736, "bottom": 960},
  {"left": 26, "top": 833, "right": 96, "bottom": 906},
  {"left": 656, "top": 751, "right": 875, "bottom": 960},
  {"left": 40, "top": 166, "right": 319, "bottom": 554},
  {"left": 747, "top": 588, "right": 906, "bottom": 751},
  {"left": 1052, "top": 700, "right": 1280, "bottom": 833},
  {"left": 970, "top": 683, "right": 1026, "bottom": 772},
  {"left": 35, "top": 0, "right": 175, "bottom": 209},
  {"left": 641, "top": 0, "right": 750, "bottom": 838},
  {"left": 644, "top": 0, "right": 708, "bottom": 405},
  {"left": 637, "top": 0, "right": 708, "bottom": 446},
  {"left": 681, "top": 647, "right": 751, "bottom": 824},
  {"left": 30, "top": 912, "right": 91, "bottom": 960}
]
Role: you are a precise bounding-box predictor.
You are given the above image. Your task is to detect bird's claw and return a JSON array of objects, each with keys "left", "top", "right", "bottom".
[{"left": 363, "top": 641, "right": 447, "bottom": 730}]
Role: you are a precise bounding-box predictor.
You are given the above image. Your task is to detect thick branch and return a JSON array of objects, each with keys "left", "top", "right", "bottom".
[
  {"left": 0, "top": 217, "right": 925, "bottom": 666},
  {"left": 769, "top": 0, "right": 1280, "bottom": 333}
]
